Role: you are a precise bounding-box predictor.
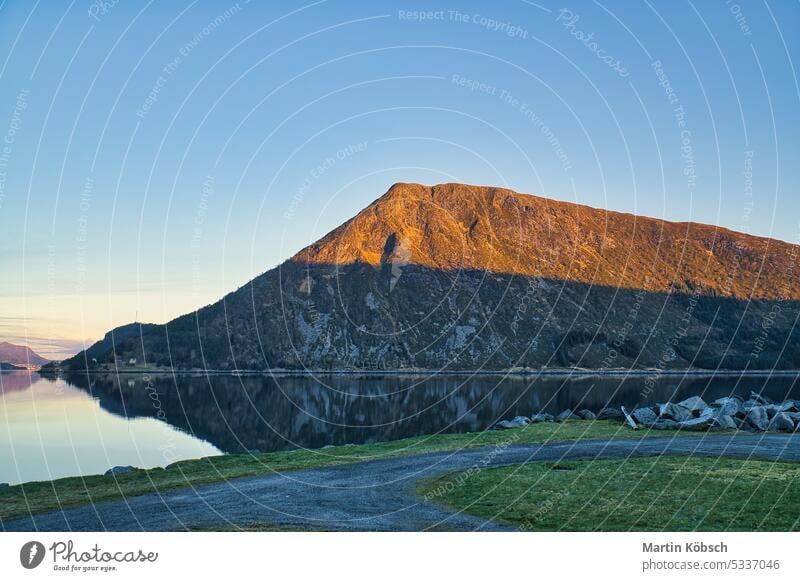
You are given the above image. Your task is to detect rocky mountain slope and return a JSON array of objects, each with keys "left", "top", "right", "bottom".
[
  {"left": 53, "top": 183, "right": 800, "bottom": 372},
  {"left": 0, "top": 341, "right": 50, "bottom": 370}
]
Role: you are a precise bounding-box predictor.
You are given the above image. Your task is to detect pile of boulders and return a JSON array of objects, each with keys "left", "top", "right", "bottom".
[
  {"left": 493, "top": 392, "right": 800, "bottom": 433},
  {"left": 494, "top": 408, "right": 597, "bottom": 429}
]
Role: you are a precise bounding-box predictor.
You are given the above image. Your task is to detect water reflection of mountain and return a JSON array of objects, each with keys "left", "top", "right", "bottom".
[
  {"left": 58, "top": 373, "right": 800, "bottom": 454},
  {"left": 0, "top": 371, "right": 36, "bottom": 394}
]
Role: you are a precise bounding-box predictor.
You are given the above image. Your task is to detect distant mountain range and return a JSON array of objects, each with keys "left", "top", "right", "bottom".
[
  {"left": 48, "top": 182, "right": 800, "bottom": 373},
  {"left": 0, "top": 341, "right": 50, "bottom": 370}
]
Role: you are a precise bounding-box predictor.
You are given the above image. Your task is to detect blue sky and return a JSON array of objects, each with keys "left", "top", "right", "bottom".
[{"left": 0, "top": 0, "right": 798, "bottom": 357}]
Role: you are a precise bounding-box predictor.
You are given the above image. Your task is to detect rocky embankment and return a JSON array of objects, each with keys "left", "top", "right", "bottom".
[{"left": 495, "top": 391, "right": 800, "bottom": 433}]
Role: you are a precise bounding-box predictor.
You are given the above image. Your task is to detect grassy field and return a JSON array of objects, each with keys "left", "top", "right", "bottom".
[
  {"left": 419, "top": 456, "right": 800, "bottom": 531},
  {"left": 0, "top": 420, "right": 678, "bottom": 522}
]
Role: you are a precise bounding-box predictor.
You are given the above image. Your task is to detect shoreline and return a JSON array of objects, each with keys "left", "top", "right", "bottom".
[
  {"left": 4, "top": 430, "right": 794, "bottom": 531},
  {"left": 0, "top": 421, "right": 733, "bottom": 521}
]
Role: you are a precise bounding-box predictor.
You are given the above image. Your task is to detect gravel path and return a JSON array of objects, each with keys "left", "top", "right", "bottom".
[{"left": 3, "top": 434, "right": 799, "bottom": 532}]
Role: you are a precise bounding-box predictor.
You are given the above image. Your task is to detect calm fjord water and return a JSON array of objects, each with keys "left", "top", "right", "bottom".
[{"left": 1, "top": 370, "right": 798, "bottom": 484}]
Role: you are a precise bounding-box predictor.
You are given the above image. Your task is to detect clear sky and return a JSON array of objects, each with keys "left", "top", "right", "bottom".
[{"left": 0, "top": 0, "right": 798, "bottom": 358}]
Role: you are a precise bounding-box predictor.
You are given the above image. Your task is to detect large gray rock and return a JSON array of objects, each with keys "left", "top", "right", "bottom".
[
  {"left": 555, "top": 409, "right": 575, "bottom": 422},
  {"left": 749, "top": 391, "right": 773, "bottom": 405},
  {"left": 697, "top": 406, "right": 716, "bottom": 419},
  {"left": 632, "top": 407, "right": 658, "bottom": 426},
  {"left": 105, "top": 465, "right": 136, "bottom": 476},
  {"left": 742, "top": 400, "right": 760, "bottom": 413},
  {"left": 784, "top": 412, "right": 800, "bottom": 425},
  {"left": 671, "top": 407, "right": 720, "bottom": 431},
  {"left": 597, "top": 408, "right": 625, "bottom": 421},
  {"left": 710, "top": 414, "right": 737, "bottom": 430},
  {"left": 774, "top": 400, "right": 799, "bottom": 413},
  {"left": 711, "top": 397, "right": 741, "bottom": 417},
  {"left": 530, "top": 413, "right": 554, "bottom": 423},
  {"left": 763, "top": 403, "right": 798, "bottom": 418},
  {"left": 768, "top": 412, "right": 795, "bottom": 432},
  {"left": 575, "top": 409, "right": 597, "bottom": 420},
  {"left": 676, "top": 396, "right": 708, "bottom": 414},
  {"left": 744, "top": 406, "right": 770, "bottom": 431},
  {"left": 650, "top": 419, "right": 680, "bottom": 430},
  {"left": 783, "top": 400, "right": 800, "bottom": 413},
  {"left": 659, "top": 402, "right": 693, "bottom": 422},
  {"left": 677, "top": 416, "right": 714, "bottom": 431},
  {"left": 495, "top": 416, "right": 530, "bottom": 430}
]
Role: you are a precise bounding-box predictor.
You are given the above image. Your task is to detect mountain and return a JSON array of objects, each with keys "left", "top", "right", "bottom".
[
  {"left": 0, "top": 341, "right": 50, "bottom": 370},
  {"left": 53, "top": 182, "right": 800, "bottom": 373}
]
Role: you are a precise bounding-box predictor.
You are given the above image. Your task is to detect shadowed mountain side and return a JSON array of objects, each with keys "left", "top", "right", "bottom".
[
  {"left": 78, "top": 322, "right": 161, "bottom": 363},
  {"left": 53, "top": 373, "right": 800, "bottom": 454},
  {"left": 53, "top": 261, "right": 800, "bottom": 372}
]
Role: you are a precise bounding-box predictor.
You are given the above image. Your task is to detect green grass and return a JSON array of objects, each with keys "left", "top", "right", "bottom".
[
  {"left": 0, "top": 420, "right": 673, "bottom": 521},
  {"left": 419, "top": 456, "right": 800, "bottom": 531}
]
